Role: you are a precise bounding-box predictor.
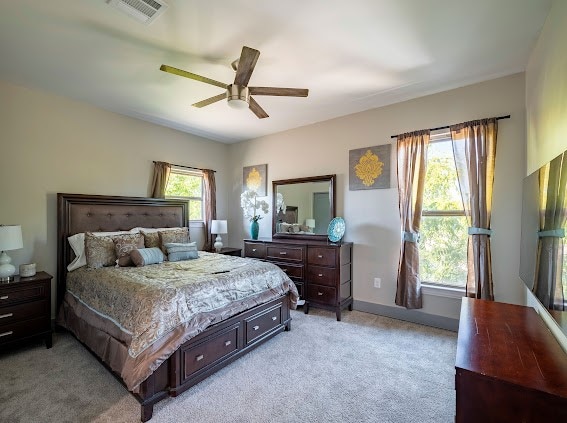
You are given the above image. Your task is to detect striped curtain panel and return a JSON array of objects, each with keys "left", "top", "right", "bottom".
[{"left": 202, "top": 169, "right": 217, "bottom": 251}]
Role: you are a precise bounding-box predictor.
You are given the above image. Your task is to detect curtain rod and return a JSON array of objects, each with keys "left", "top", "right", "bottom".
[
  {"left": 390, "top": 115, "right": 510, "bottom": 139},
  {"left": 153, "top": 161, "right": 216, "bottom": 173}
]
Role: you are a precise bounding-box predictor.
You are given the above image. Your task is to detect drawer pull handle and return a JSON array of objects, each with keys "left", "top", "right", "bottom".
[
  {"left": 224, "top": 340, "right": 231, "bottom": 347},
  {"left": 253, "top": 325, "right": 260, "bottom": 331},
  {"left": 318, "top": 292, "right": 323, "bottom": 296},
  {"left": 0, "top": 313, "right": 13, "bottom": 319},
  {"left": 318, "top": 273, "right": 323, "bottom": 277},
  {"left": 0, "top": 331, "right": 13, "bottom": 338},
  {"left": 271, "top": 316, "right": 277, "bottom": 321},
  {"left": 196, "top": 354, "right": 204, "bottom": 361},
  {"left": 0, "top": 295, "right": 8, "bottom": 300},
  {"left": 318, "top": 255, "right": 323, "bottom": 258},
  {"left": 279, "top": 252, "right": 287, "bottom": 255},
  {"left": 252, "top": 248, "right": 257, "bottom": 252}
]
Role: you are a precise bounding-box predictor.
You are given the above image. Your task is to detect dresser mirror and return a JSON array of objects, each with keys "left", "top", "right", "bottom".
[
  {"left": 272, "top": 174, "right": 336, "bottom": 241},
  {"left": 520, "top": 148, "right": 567, "bottom": 335}
]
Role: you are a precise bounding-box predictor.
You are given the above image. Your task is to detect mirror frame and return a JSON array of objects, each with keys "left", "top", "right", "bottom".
[{"left": 272, "top": 174, "right": 336, "bottom": 241}]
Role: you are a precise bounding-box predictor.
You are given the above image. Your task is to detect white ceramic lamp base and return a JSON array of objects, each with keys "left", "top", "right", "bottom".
[
  {"left": 214, "top": 235, "right": 223, "bottom": 252},
  {"left": 0, "top": 251, "right": 16, "bottom": 281}
]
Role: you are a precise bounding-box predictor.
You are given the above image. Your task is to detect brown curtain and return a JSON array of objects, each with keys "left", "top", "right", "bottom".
[
  {"left": 202, "top": 169, "right": 217, "bottom": 251},
  {"left": 395, "top": 130, "right": 430, "bottom": 309},
  {"left": 533, "top": 153, "right": 567, "bottom": 310},
  {"left": 150, "top": 161, "right": 171, "bottom": 199},
  {"left": 450, "top": 118, "right": 498, "bottom": 300}
]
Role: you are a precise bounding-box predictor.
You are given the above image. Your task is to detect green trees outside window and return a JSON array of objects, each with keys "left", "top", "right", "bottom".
[
  {"left": 419, "top": 140, "right": 467, "bottom": 287},
  {"left": 165, "top": 170, "right": 203, "bottom": 221}
]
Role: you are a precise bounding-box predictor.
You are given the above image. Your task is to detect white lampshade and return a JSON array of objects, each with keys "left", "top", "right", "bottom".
[
  {"left": 305, "top": 219, "right": 316, "bottom": 228},
  {"left": 0, "top": 225, "right": 23, "bottom": 281},
  {"left": 211, "top": 220, "right": 228, "bottom": 234},
  {"left": 0, "top": 225, "right": 23, "bottom": 251}
]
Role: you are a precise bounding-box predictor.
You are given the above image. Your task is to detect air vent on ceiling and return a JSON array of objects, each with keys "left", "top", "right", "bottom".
[{"left": 106, "top": 0, "right": 168, "bottom": 25}]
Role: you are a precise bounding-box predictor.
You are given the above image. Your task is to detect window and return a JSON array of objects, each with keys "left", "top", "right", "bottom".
[
  {"left": 419, "top": 137, "right": 468, "bottom": 287},
  {"left": 165, "top": 168, "right": 203, "bottom": 221}
]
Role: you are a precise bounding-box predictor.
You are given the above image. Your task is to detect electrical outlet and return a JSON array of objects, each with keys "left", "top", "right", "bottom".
[{"left": 374, "top": 278, "right": 381, "bottom": 288}]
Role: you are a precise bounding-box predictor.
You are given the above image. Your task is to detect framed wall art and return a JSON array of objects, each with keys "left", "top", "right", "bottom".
[
  {"left": 243, "top": 164, "right": 268, "bottom": 195},
  {"left": 349, "top": 144, "right": 391, "bottom": 190}
]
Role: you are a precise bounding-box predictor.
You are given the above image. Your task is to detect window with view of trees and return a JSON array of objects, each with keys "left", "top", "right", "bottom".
[
  {"left": 419, "top": 138, "right": 467, "bottom": 287},
  {"left": 165, "top": 168, "right": 203, "bottom": 221}
]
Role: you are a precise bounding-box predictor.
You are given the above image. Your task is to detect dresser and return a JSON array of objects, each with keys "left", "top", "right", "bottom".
[
  {"left": 455, "top": 298, "right": 567, "bottom": 422},
  {"left": 244, "top": 239, "right": 353, "bottom": 320},
  {"left": 0, "top": 271, "right": 52, "bottom": 349}
]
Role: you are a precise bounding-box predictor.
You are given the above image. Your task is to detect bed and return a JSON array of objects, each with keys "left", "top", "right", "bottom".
[{"left": 56, "top": 193, "right": 298, "bottom": 421}]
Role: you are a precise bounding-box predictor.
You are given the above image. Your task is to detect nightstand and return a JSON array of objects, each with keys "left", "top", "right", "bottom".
[
  {"left": 0, "top": 271, "right": 52, "bottom": 349},
  {"left": 212, "top": 247, "right": 242, "bottom": 257}
]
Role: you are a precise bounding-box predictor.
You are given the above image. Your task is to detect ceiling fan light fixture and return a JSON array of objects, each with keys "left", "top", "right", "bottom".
[{"left": 227, "top": 85, "right": 250, "bottom": 109}]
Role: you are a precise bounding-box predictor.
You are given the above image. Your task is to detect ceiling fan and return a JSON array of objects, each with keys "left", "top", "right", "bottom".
[{"left": 160, "top": 46, "right": 309, "bottom": 119}]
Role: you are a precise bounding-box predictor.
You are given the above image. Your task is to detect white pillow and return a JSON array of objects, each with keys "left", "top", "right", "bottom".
[{"left": 67, "top": 229, "right": 139, "bottom": 272}]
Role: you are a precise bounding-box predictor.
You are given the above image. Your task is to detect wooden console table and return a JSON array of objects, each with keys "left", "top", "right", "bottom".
[{"left": 455, "top": 298, "right": 567, "bottom": 422}]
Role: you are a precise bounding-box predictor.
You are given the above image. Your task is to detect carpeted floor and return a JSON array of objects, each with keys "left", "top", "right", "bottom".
[{"left": 0, "top": 308, "right": 457, "bottom": 423}]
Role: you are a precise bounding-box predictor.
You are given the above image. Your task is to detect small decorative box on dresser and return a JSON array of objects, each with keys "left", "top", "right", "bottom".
[
  {"left": 244, "top": 239, "right": 353, "bottom": 320},
  {"left": 0, "top": 271, "right": 52, "bottom": 349},
  {"left": 455, "top": 298, "right": 567, "bottom": 422}
]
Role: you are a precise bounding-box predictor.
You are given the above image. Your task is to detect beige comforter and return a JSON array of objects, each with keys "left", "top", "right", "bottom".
[{"left": 59, "top": 252, "right": 298, "bottom": 390}]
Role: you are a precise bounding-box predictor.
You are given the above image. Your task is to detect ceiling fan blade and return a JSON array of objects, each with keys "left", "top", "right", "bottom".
[
  {"left": 160, "top": 65, "right": 227, "bottom": 89},
  {"left": 192, "top": 93, "right": 227, "bottom": 108},
  {"left": 249, "top": 87, "right": 309, "bottom": 97},
  {"left": 233, "top": 46, "right": 260, "bottom": 87},
  {"left": 249, "top": 97, "right": 269, "bottom": 119}
]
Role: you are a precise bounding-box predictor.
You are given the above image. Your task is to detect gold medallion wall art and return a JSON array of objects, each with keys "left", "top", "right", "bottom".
[
  {"left": 349, "top": 144, "right": 391, "bottom": 190},
  {"left": 243, "top": 164, "right": 267, "bottom": 195}
]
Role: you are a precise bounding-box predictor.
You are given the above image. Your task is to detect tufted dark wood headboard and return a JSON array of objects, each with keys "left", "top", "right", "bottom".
[{"left": 56, "top": 193, "right": 188, "bottom": 308}]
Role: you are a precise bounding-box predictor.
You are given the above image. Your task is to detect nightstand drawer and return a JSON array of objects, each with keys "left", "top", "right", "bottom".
[
  {"left": 307, "top": 284, "right": 336, "bottom": 305},
  {"left": 0, "top": 284, "right": 46, "bottom": 305},
  {"left": 0, "top": 316, "right": 50, "bottom": 346},
  {"left": 266, "top": 245, "right": 304, "bottom": 262},
  {"left": 306, "top": 265, "right": 335, "bottom": 286},
  {"left": 244, "top": 242, "right": 266, "bottom": 259},
  {"left": 307, "top": 247, "right": 337, "bottom": 267},
  {"left": 0, "top": 300, "right": 49, "bottom": 325}
]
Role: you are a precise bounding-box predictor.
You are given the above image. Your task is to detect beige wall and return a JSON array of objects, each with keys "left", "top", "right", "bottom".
[
  {"left": 0, "top": 81, "right": 230, "bottom": 315},
  {"left": 229, "top": 73, "right": 526, "bottom": 321},
  {"left": 525, "top": 0, "right": 567, "bottom": 350}
]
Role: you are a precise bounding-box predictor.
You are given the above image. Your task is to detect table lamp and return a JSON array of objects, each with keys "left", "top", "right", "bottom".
[
  {"left": 0, "top": 225, "right": 23, "bottom": 281},
  {"left": 211, "top": 220, "right": 228, "bottom": 252}
]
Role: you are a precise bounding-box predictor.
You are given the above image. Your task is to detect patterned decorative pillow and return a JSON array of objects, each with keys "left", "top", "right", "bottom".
[
  {"left": 158, "top": 228, "right": 190, "bottom": 255},
  {"left": 85, "top": 233, "right": 116, "bottom": 269},
  {"left": 130, "top": 248, "right": 165, "bottom": 267},
  {"left": 165, "top": 242, "right": 198, "bottom": 262},
  {"left": 114, "top": 233, "right": 144, "bottom": 267},
  {"left": 140, "top": 230, "right": 160, "bottom": 249}
]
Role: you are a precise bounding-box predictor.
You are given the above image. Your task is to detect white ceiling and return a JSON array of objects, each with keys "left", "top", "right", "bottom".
[{"left": 0, "top": 0, "right": 551, "bottom": 143}]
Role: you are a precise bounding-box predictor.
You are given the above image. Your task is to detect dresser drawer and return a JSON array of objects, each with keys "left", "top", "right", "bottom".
[
  {"left": 266, "top": 245, "right": 304, "bottom": 262},
  {"left": 306, "top": 265, "right": 335, "bottom": 287},
  {"left": 244, "top": 242, "right": 266, "bottom": 259},
  {"left": 0, "top": 299, "right": 49, "bottom": 325},
  {"left": 0, "top": 284, "right": 47, "bottom": 306},
  {"left": 273, "top": 262, "right": 304, "bottom": 281},
  {"left": 181, "top": 324, "right": 240, "bottom": 379},
  {"left": 307, "top": 284, "right": 336, "bottom": 305},
  {"left": 308, "top": 247, "right": 337, "bottom": 267},
  {"left": 0, "top": 316, "right": 50, "bottom": 346},
  {"left": 245, "top": 304, "right": 282, "bottom": 344}
]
